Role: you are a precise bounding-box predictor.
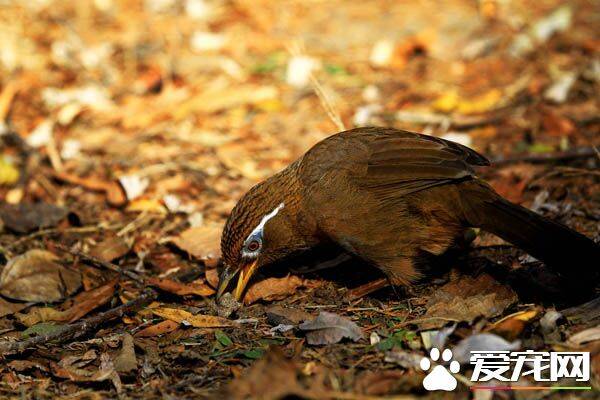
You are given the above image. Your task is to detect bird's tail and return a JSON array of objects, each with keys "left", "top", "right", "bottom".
[{"left": 461, "top": 183, "right": 600, "bottom": 284}]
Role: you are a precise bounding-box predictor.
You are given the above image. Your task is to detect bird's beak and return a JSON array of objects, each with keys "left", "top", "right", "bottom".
[
  {"left": 216, "top": 265, "right": 237, "bottom": 302},
  {"left": 215, "top": 260, "right": 258, "bottom": 303},
  {"left": 234, "top": 260, "right": 258, "bottom": 301}
]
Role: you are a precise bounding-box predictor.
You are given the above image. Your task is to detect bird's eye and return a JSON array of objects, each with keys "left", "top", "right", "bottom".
[{"left": 246, "top": 240, "right": 261, "bottom": 252}]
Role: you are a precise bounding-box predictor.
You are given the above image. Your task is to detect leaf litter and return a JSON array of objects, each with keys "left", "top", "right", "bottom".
[{"left": 0, "top": 0, "right": 598, "bottom": 398}]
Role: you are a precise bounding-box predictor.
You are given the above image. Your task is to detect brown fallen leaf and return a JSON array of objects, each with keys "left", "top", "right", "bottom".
[
  {"left": 89, "top": 236, "right": 130, "bottom": 263},
  {"left": 0, "top": 203, "right": 69, "bottom": 233},
  {"left": 169, "top": 223, "right": 222, "bottom": 265},
  {"left": 113, "top": 334, "right": 137, "bottom": 373},
  {"left": 205, "top": 268, "right": 219, "bottom": 288},
  {"left": 486, "top": 308, "right": 540, "bottom": 341},
  {"left": 567, "top": 326, "right": 600, "bottom": 346},
  {"left": 174, "top": 84, "right": 278, "bottom": 116},
  {"left": 152, "top": 307, "right": 234, "bottom": 328},
  {"left": 16, "top": 307, "right": 66, "bottom": 327},
  {"left": 0, "top": 296, "right": 29, "bottom": 318},
  {"left": 266, "top": 305, "right": 312, "bottom": 325},
  {"left": 52, "top": 353, "right": 122, "bottom": 393},
  {"left": 422, "top": 272, "right": 518, "bottom": 329},
  {"left": 53, "top": 171, "right": 126, "bottom": 206},
  {"left": 135, "top": 320, "right": 180, "bottom": 337},
  {"left": 0, "top": 249, "right": 81, "bottom": 303},
  {"left": 221, "top": 347, "right": 310, "bottom": 400},
  {"left": 147, "top": 277, "right": 214, "bottom": 297},
  {"left": 542, "top": 109, "right": 575, "bottom": 137},
  {"left": 299, "top": 311, "right": 364, "bottom": 345},
  {"left": 17, "top": 278, "right": 118, "bottom": 326},
  {"left": 243, "top": 275, "right": 322, "bottom": 305},
  {"left": 65, "top": 278, "right": 118, "bottom": 323},
  {"left": 355, "top": 369, "right": 420, "bottom": 396},
  {"left": 126, "top": 199, "right": 167, "bottom": 214}
]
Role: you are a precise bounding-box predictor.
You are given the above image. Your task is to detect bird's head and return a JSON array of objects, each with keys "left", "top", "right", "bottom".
[{"left": 216, "top": 178, "right": 303, "bottom": 303}]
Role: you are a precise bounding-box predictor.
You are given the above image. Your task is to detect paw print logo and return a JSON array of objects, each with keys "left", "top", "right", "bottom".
[{"left": 420, "top": 348, "right": 460, "bottom": 391}]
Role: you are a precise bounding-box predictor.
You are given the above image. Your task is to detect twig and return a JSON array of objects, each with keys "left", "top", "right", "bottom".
[
  {"left": 6, "top": 224, "right": 121, "bottom": 251},
  {"left": 345, "top": 278, "right": 389, "bottom": 301},
  {"left": 309, "top": 74, "right": 345, "bottom": 131},
  {"left": 490, "top": 146, "right": 598, "bottom": 166},
  {"left": 287, "top": 41, "right": 345, "bottom": 131},
  {"left": 0, "top": 288, "right": 156, "bottom": 355},
  {"left": 53, "top": 242, "right": 144, "bottom": 284}
]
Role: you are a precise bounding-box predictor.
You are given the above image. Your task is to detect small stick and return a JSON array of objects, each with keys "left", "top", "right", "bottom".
[
  {"left": 345, "top": 278, "right": 389, "bottom": 301},
  {"left": 0, "top": 288, "right": 156, "bottom": 355},
  {"left": 53, "top": 242, "right": 144, "bottom": 284},
  {"left": 490, "top": 146, "right": 598, "bottom": 166},
  {"left": 309, "top": 74, "right": 345, "bottom": 132}
]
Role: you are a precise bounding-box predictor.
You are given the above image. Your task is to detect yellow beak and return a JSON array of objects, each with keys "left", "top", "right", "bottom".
[{"left": 233, "top": 260, "right": 258, "bottom": 301}]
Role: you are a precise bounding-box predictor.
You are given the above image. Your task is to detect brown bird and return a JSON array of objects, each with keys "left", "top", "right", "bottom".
[{"left": 216, "top": 127, "right": 599, "bottom": 303}]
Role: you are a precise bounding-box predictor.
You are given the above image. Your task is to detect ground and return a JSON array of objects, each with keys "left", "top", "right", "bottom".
[{"left": 0, "top": 0, "right": 599, "bottom": 399}]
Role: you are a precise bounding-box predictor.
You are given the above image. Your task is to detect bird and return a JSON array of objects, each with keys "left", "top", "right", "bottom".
[{"left": 216, "top": 127, "right": 600, "bottom": 304}]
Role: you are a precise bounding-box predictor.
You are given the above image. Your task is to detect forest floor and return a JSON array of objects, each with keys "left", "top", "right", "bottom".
[{"left": 0, "top": 0, "right": 598, "bottom": 399}]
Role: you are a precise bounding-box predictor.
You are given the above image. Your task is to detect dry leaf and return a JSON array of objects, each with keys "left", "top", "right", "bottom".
[
  {"left": 299, "top": 311, "right": 363, "bottom": 345},
  {"left": 89, "top": 236, "right": 130, "bottom": 263},
  {"left": 17, "top": 278, "right": 117, "bottom": 326},
  {"left": 0, "top": 296, "right": 29, "bottom": 318},
  {"left": 135, "top": 320, "right": 180, "bottom": 337},
  {"left": 451, "top": 333, "right": 521, "bottom": 364},
  {"left": 567, "top": 326, "right": 600, "bottom": 346},
  {"left": 118, "top": 174, "right": 149, "bottom": 201},
  {"left": 243, "top": 275, "right": 320, "bottom": 305},
  {"left": 113, "top": 334, "right": 137, "bottom": 373},
  {"left": 0, "top": 157, "right": 19, "bottom": 186},
  {"left": 266, "top": 305, "right": 312, "bottom": 325},
  {"left": 487, "top": 308, "right": 540, "bottom": 341},
  {"left": 0, "top": 249, "right": 81, "bottom": 302},
  {"left": 169, "top": 223, "right": 222, "bottom": 262},
  {"left": 152, "top": 307, "right": 234, "bottom": 328},
  {"left": 384, "top": 350, "right": 423, "bottom": 369},
  {"left": 52, "top": 353, "right": 122, "bottom": 393},
  {"left": 0, "top": 203, "right": 69, "bottom": 233},
  {"left": 126, "top": 199, "right": 167, "bottom": 213},
  {"left": 148, "top": 277, "right": 214, "bottom": 297},
  {"left": 205, "top": 268, "right": 219, "bottom": 288},
  {"left": 222, "top": 347, "right": 309, "bottom": 400},
  {"left": 423, "top": 273, "right": 518, "bottom": 329},
  {"left": 174, "top": 84, "right": 278, "bottom": 117},
  {"left": 53, "top": 171, "right": 126, "bottom": 206},
  {"left": 64, "top": 278, "right": 118, "bottom": 323},
  {"left": 16, "top": 307, "right": 67, "bottom": 327},
  {"left": 433, "top": 89, "right": 503, "bottom": 114}
]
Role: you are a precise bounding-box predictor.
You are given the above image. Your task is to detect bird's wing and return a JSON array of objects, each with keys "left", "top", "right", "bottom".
[
  {"left": 299, "top": 127, "right": 489, "bottom": 201},
  {"left": 355, "top": 128, "right": 489, "bottom": 200}
]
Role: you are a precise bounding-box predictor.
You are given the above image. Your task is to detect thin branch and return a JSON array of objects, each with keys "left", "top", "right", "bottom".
[
  {"left": 0, "top": 288, "right": 157, "bottom": 355},
  {"left": 309, "top": 74, "right": 345, "bottom": 132},
  {"left": 287, "top": 41, "right": 345, "bottom": 131},
  {"left": 53, "top": 242, "right": 144, "bottom": 284},
  {"left": 490, "top": 146, "right": 598, "bottom": 166}
]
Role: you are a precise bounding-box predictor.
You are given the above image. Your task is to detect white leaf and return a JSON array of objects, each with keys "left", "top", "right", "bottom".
[
  {"left": 118, "top": 175, "right": 150, "bottom": 201},
  {"left": 286, "top": 56, "right": 320, "bottom": 88}
]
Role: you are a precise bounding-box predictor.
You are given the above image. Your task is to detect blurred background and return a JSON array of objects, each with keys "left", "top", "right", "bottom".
[
  {"left": 0, "top": 0, "right": 597, "bottom": 224},
  {"left": 0, "top": 1, "right": 599, "bottom": 398}
]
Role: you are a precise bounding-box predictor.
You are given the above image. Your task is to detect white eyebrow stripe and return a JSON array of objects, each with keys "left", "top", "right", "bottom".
[{"left": 245, "top": 202, "right": 285, "bottom": 242}]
